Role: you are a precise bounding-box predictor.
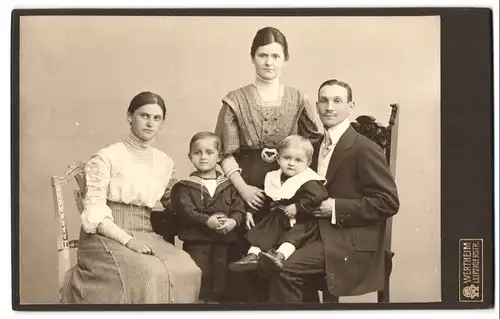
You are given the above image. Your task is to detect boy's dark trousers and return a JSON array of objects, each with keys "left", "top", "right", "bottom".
[{"left": 183, "top": 241, "right": 244, "bottom": 302}]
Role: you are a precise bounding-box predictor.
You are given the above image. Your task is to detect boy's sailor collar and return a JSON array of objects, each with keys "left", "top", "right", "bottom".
[
  {"left": 264, "top": 167, "right": 325, "bottom": 200},
  {"left": 177, "top": 170, "right": 231, "bottom": 199}
]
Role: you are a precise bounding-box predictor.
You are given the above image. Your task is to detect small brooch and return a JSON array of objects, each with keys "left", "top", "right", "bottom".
[{"left": 261, "top": 148, "right": 278, "bottom": 163}]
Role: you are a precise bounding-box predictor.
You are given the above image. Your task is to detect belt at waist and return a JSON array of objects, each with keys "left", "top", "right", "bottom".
[{"left": 237, "top": 147, "right": 279, "bottom": 163}]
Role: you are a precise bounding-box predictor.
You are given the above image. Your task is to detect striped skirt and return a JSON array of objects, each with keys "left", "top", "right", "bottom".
[{"left": 61, "top": 202, "right": 202, "bottom": 304}]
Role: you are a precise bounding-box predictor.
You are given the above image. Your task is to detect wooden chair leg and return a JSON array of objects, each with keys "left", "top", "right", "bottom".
[
  {"left": 377, "top": 283, "right": 390, "bottom": 303},
  {"left": 377, "top": 249, "right": 395, "bottom": 303},
  {"left": 303, "top": 284, "right": 320, "bottom": 303},
  {"left": 322, "top": 289, "right": 339, "bottom": 303}
]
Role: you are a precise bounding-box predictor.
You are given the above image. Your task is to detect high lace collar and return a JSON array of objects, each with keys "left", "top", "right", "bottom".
[
  {"left": 254, "top": 73, "right": 283, "bottom": 103},
  {"left": 124, "top": 132, "right": 154, "bottom": 150},
  {"left": 255, "top": 72, "right": 281, "bottom": 85}
]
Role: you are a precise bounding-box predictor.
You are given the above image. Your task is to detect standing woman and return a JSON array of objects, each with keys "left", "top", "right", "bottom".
[
  {"left": 214, "top": 27, "right": 322, "bottom": 301},
  {"left": 61, "top": 91, "right": 202, "bottom": 304}
]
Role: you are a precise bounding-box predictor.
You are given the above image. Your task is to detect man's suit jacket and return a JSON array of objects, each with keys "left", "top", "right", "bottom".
[{"left": 311, "top": 126, "right": 399, "bottom": 297}]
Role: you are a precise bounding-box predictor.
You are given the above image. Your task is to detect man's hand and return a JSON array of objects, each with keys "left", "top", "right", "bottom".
[{"left": 313, "top": 198, "right": 334, "bottom": 218}]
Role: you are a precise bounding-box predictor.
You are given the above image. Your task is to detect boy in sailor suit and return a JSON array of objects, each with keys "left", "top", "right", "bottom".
[{"left": 173, "top": 132, "right": 246, "bottom": 303}]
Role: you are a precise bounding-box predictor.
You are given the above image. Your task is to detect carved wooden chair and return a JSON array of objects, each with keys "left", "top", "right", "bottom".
[
  {"left": 320, "top": 103, "right": 399, "bottom": 303},
  {"left": 351, "top": 103, "right": 399, "bottom": 303},
  {"left": 50, "top": 161, "right": 86, "bottom": 301},
  {"left": 50, "top": 160, "right": 177, "bottom": 301},
  {"left": 222, "top": 104, "right": 400, "bottom": 304}
]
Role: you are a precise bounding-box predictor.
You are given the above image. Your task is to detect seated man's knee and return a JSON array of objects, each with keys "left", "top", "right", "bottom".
[
  {"left": 277, "top": 264, "right": 297, "bottom": 282},
  {"left": 281, "top": 256, "right": 301, "bottom": 273}
]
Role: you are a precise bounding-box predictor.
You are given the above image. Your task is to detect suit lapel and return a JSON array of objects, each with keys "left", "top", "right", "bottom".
[{"left": 324, "top": 126, "right": 357, "bottom": 185}]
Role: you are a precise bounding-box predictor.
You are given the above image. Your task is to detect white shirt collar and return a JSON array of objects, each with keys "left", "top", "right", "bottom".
[{"left": 325, "top": 117, "right": 351, "bottom": 145}]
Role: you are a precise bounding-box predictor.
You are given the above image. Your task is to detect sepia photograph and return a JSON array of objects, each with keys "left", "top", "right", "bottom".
[{"left": 10, "top": 8, "right": 493, "bottom": 310}]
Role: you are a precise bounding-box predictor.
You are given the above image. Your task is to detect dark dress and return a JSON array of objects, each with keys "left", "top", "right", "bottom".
[
  {"left": 214, "top": 84, "right": 322, "bottom": 302},
  {"left": 172, "top": 171, "right": 245, "bottom": 302},
  {"left": 246, "top": 169, "right": 329, "bottom": 252}
]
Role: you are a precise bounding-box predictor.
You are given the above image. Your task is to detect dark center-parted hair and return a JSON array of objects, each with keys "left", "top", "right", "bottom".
[
  {"left": 189, "top": 131, "right": 222, "bottom": 154},
  {"left": 278, "top": 135, "right": 314, "bottom": 162},
  {"left": 250, "top": 27, "right": 290, "bottom": 61},
  {"left": 127, "top": 91, "right": 167, "bottom": 119},
  {"left": 318, "top": 79, "right": 353, "bottom": 102}
]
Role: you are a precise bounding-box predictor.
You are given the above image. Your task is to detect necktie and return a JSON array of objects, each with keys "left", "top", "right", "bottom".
[{"left": 322, "top": 134, "right": 333, "bottom": 158}]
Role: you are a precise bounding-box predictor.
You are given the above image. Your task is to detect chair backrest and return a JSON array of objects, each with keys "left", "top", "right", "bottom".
[
  {"left": 350, "top": 104, "right": 399, "bottom": 252},
  {"left": 50, "top": 161, "right": 86, "bottom": 293},
  {"left": 350, "top": 104, "right": 399, "bottom": 167}
]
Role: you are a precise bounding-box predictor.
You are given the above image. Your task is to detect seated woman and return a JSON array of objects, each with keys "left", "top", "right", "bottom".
[{"left": 61, "top": 91, "right": 202, "bottom": 304}]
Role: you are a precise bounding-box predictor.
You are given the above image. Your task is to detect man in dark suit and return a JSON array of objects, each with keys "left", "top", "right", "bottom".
[{"left": 268, "top": 79, "right": 400, "bottom": 302}]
